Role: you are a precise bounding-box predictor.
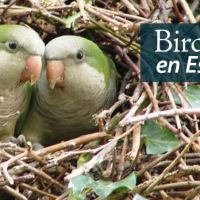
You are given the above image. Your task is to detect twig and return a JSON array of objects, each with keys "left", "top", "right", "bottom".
[
  {"left": 185, "top": 185, "right": 200, "bottom": 200},
  {"left": 167, "top": 83, "right": 187, "bottom": 109},
  {"left": 0, "top": 0, "right": 19, "bottom": 16},
  {"left": 143, "top": 82, "right": 158, "bottom": 114},
  {"left": 85, "top": 4, "right": 126, "bottom": 30},
  {"left": 140, "top": 0, "right": 150, "bottom": 14},
  {"left": 55, "top": 191, "right": 68, "bottom": 200},
  {"left": 119, "top": 91, "right": 146, "bottom": 126},
  {"left": 92, "top": 6, "right": 150, "bottom": 21},
  {"left": 120, "top": 108, "right": 200, "bottom": 126},
  {"left": 65, "top": 123, "right": 141, "bottom": 181},
  {"left": 130, "top": 135, "right": 145, "bottom": 169},
  {"left": 45, "top": 5, "right": 77, "bottom": 11},
  {"left": 143, "top": 130, "right": 200, "bottom": 196},
  {"left": 160, "top": 0, "right": 168, "bottom": 22},
  {"left": 174, "top": 151, "right": 194, "bottom": 181},
  {"left": 120, "top": 0, "right": 139, "bottom": 14},
  {"left": 153, "top": 181, "right": 200, "bottom": 191},
  {"left": 147, "top": 0, "right": 160, "bottom": 19},
  {"left": 53, "top": 148, "right": 102, "bottom": 164},
  {"left": 147, "top": 0, "right": 154, "bottom": 11},
  {"left": 65, "top": 138, "right": 117, "bottom": 181},
  {"left": 36, "top": 132, "right": 108, "bottom": 156},
  {"left": 2, "top": 151, "right": 65, "bottom": 189},
  {"left": 178, "top": 0, "right": 196, "bottom": 23},
  {"left": 19, "top": 183, "right": 58, "bottom": 199},
  {"left": 89, "top": 17, "right": 140, "bottom": 53},
  {"left": 117, "top": 127, "right": 128, "bottom": 180},
  {"left": 174, "top": 83, "right": 199, "bottom": 137},
  {"left": 172, "top": 0, "right": 186, "bottom": 23},
  {"left": 0, "top": 150, "right": 29, "bottom": 185},
  {"left": 131, "top": 82, "right": 144, "bottom": 103},
  {"left": 0, "top": 5, "right": 67, "bottom": 25},
  {"left": 128, "top": 118, "right": 141, "bottom": 160},
  {"left": 164, "top": 164, "right": 200, "bottom": 182},
  {"left": 0, "top": 174, "right": 34, "bottom": 187},
  {"left": 1, "top": 185, "right": 27, "bottom": 200},
  {"left": 190, "top": 0, "right": 199, "bottom": 12},
  {"left": 115, "top": 46, "right": 140, "bottom": 77},
  {"left": 77, "top": 0, "right": 89, "bottom": 22},
  {"left": 99, "top": 99, "right": 128, "bottom": 119},
  {"left": 137, "top": 141, "right": 184, "bottom": 177},
  {"left": 133, "top": 2, "right": 148, "bottom": 18},
  {"left": 164, "top": 84, "right": 182, "bottom": 132}
]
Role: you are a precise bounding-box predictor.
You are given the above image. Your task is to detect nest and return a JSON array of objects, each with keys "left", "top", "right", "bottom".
[{"left": 0, "top": 0, "right": 200, "bottom": 199}]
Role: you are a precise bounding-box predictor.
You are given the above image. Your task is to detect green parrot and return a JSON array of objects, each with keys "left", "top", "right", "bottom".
[
  {"left": 0, "top": 24, "right": 45, "bottom": 141},
  {"left": 19, "top": 36, "right": 117, "bottom": 146}
]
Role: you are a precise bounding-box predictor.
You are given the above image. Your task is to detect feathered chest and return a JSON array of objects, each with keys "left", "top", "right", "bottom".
[
  {"left": 35, "top": 71, "right": 110, "bottom": 128},
  {"left": 34, "top": 63, "right": 116, "bottom": 137},
  {"left": 0, "top": 86, "right": 27, "bottom": 129},
  {"left": 37, "top": 66, "right": 108, "bottom": 115}
]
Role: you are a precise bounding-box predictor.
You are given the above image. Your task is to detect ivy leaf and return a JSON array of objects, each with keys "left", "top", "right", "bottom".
[
  {"left": 69, "top": 172, "right": 136, "bottom": 199},
  {"left": 183, "top": 85, "right": 200, "bottom": 107},
  {"left": 142, "top": 120, "right": 180, "bottom": 154},
  {"left": 133, "top": 194, "right": 149, "bottom": 200},
  {"left": 174, "top": 85, "right": 200, "bottom": 108}
]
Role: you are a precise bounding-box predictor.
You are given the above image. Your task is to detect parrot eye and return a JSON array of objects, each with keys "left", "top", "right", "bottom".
[
  {"left": 75, "top": 50, "right": 84, "bottom": 61},
  {"left": 6, "top": 41, "right": 19, "bottom": 52}
]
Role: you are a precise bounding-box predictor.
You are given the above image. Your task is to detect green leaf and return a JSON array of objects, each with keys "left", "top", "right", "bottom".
[
  {"left": 183, "top": 85, "right": 200, "bottom": 107},
  {"left": 133, "top": 194, "right": 149, "bottom": 200},
  {"left": 174, "top": 85, "right": 200, "bottom": 108},
  {"left": 68, "top": 175, "right": 89, "bottom": 200},
  {"left": 63, "top": 0, "right": 92, "bottom": 28},
  {"left": 142, "top": 120, "right": 180, "bottom": 154},
  {"left": 64, "top": 12, "right": 82, "bottom": 28},
  {"left": 68, "top": 188, "right": 84, "bottom": 200},
  {"left": 69, "top": 172, "right": 136, "bottom": 199}
]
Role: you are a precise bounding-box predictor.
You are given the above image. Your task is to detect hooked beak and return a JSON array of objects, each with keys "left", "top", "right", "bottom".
[
  {"left": 21, "top": 56, "right": 42, "bottom": 85},
  {"left": 46, "top": 60, "right": 65, "bottom": 89}
]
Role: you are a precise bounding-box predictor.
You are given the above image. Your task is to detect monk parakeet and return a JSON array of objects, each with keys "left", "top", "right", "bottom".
[
  {"left": 0, "top": 24, "right": 45, "bottom": 140},
  {"left": 19, "top": 36, "right": 117, "bottom": 146}
]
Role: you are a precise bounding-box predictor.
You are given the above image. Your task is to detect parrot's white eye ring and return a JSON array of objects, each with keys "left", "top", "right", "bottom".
[
  {"left": 75, "top": 50, "right": 85, "bottom": 61},
  {"left": 6, "top": 41, "right": 20, "bottom": 53}
]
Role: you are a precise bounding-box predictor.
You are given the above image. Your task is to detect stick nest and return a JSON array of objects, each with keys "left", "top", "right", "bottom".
[{"left": 0, "top": 0, "right": 200, "bottom": 199}]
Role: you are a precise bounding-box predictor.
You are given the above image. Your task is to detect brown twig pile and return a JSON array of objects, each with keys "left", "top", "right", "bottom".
[{"left": 0, "top": 0, "right": 200, "bottom": 199}]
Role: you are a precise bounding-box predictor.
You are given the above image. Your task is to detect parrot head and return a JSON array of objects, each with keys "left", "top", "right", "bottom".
[
  {"left": 44, "top": 36, "right": 111, "bottom": 97},
  {"left": 0, "top": 25, "right": 45, "bottom": 90}
]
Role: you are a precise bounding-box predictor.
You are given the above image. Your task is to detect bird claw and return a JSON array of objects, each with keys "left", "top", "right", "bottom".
[{"left": 2, "top": 134, "right": 26, "bottom": 146}]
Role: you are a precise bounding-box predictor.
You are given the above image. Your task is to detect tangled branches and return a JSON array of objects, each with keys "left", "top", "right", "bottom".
[{"left": 0, "top": 0, "right": 200, "bottom": 199}]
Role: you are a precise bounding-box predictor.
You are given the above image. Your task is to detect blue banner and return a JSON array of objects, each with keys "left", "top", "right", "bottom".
[{"left": 140, "top": 24, "right": 200, "bottom": 82}]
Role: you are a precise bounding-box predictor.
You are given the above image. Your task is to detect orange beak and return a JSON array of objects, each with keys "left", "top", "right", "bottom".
[
  {"left": 46, "top": 60, "right": 65, "bottom": 89},
  {"left": 21, "top": 56, "right": 42, "bottom": 85}
]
